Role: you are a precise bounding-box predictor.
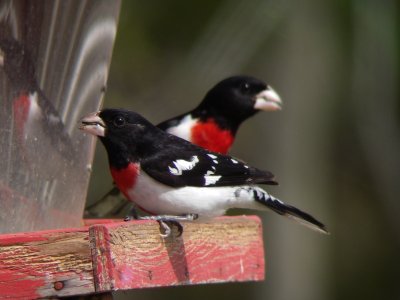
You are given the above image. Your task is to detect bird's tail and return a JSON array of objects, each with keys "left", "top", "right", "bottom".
[{"left": 234, "top": 187, "right": 329, "bottom": 234}]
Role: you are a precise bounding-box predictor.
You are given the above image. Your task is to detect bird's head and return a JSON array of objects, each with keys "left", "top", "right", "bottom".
[
  {"left": 80, "top": 109, "right": 153, "bottom": 140},
  {"left": 80, "top": 109, "right": 160, "bottom": 165},
  {"left": 198, "top": 75, "right": 282, "bottom": 123}
]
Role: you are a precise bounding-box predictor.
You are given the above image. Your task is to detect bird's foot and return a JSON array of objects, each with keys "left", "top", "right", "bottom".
[{"left": 137, "top": 214, "right": 198, "bottom": 238}]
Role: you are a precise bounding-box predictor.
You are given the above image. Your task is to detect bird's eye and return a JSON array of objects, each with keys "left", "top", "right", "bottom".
[
  {"left": 240, "top": 82, "right": 251, "bottom": 93},
  {"left": 113, "top": 115, "right": 126, "bottom": 127}
]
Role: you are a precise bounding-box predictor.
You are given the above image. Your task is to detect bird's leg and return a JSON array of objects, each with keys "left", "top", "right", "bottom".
[
  {"left": 158, "top": 220, "right": 173, "bottom": 238},
  {"left": 137, "top": 214, "right": 199, "bottom": 238},
  {"left": 123, "top": 206, "right": 140, "bottom": 221}
]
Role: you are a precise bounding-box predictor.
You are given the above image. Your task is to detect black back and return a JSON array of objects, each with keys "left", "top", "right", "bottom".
[{"left": 99, "top": 108, "right": 278, "bottom": 188}]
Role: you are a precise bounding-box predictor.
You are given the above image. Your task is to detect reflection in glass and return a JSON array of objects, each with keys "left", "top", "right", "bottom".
[{"left": 0, "top": 0, "right": 120, "bottom": 233}]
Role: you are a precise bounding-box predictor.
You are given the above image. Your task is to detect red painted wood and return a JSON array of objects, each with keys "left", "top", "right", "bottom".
[
  {"left": 0, "top": 216, "right": 265, "bottom": 299},
  {"left": 0, "top": 227, "right": 94, "bottom": 299},
  {"left": 89, "top": 225, "right": 115, "bottom": 292},
  {"left": 90, "top": 216, "right": 265, "bottom": 291}
]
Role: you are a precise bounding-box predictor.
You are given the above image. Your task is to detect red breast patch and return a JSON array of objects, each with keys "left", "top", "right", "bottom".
[
  {"left": 191, "top": 119, "right": 234, "bottom": 154},
  {"left": 110, "top": 163, "right": 140, "bottom": 199}
]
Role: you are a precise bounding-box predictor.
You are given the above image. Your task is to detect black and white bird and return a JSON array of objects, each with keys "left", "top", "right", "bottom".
[
  {"left": 158, "top": 75, "right": 282, "bottom": 154},
  {"left": 80, "top": 108, "right": 328, "bottom": 237},
  {"left": 86, "top": 76, "right": 282, "bottom": 216}
]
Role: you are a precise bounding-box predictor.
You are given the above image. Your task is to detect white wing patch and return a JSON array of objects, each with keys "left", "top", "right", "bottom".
[
  {"left": 168, "top": 156, "right": 199, "bottom": 176},
  {"left": 231, "top": 159, "right": 238, "bottom": 164},
  {"left": 204, "top": 175, "right": 222, "bottom": 186},
  {"left": 204, "top": 169, "right": 221, "bottom": 185},
  {"left": 207, "top": 154, "right": 217, "bottom": 159},
  {"left": 166, "top": 114, "right": 198, "bottom": 142}
]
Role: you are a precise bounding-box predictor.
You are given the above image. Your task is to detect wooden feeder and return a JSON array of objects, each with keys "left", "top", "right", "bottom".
[
  {"left": 0, "top": 217, "right": 264, "bottom": 298},
  {"left": 0, "top": 1, "right": 265, "bottom": 299}
]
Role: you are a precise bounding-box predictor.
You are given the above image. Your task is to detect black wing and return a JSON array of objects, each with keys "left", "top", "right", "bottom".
[{"left": 141, "top": 135, "right": 277, "bottom": 188}]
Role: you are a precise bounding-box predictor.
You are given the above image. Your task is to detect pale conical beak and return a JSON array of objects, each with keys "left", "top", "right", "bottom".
[
  {"left": 254, "top": 86, "right": 282, "bottom": 111},
  {"left": 79, "top": 111, "right": 106, "bottom": 137}
]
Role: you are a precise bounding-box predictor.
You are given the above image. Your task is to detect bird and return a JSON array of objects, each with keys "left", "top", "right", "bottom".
[
  {"left": 158, "top": 75, "right": 282, "bottom": 154},
  {"left": 86, "top": 75, "right": 282, "bottom": 216},
  {"left": 0, "top": 37, "right": 77, "bottom": 178},
  {"left": 80, "top": 108, "right": 328, "bottom": 237}
]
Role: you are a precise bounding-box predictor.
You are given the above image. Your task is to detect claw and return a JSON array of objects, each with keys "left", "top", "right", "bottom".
[
  {"left": 137, "top": 214, "right": 198, "bottom": 238},
  {"left": 171, "top": 221, "right": 184, "bottom": 237},
  {"left": 167, "top": 220, "right": 184, "bottom": 237},
  {"left": 158, "top": 220, "right": 184, "bottom": 238},
  {"left": 158, "top": 220, "right": 172, "bottom": 238}
]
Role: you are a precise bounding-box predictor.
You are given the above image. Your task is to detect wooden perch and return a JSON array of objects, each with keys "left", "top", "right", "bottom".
[{"left": 0, "top": 216, "right": 264, "bottom": 299}]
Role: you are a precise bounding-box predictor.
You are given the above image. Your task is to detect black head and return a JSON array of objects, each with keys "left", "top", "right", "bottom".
[
  {"left": 196, "top": 75, "right": 281, "bottom": 128},
  {"left": 80, "top": 109, "right": 163, "bottom": 167},
  {"left": 0, "top": 38, "right": 37, "bottom": 91},
  {"left": 100, "top": 108, "right": 153, "bottom": 134}
]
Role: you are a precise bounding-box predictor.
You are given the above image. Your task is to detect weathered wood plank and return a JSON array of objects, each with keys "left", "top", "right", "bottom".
[
  {"left": 89, "top": 225, "right": 115, "bottom": 292},
  {"left": 0, "top": 216, "right": 265, "bottom": 299},
  {"left": 0, "top": 228, "right": 94, "bottom": 299},
  {"left": 90, "top": 216, "right": 264, "bottom": 291}
]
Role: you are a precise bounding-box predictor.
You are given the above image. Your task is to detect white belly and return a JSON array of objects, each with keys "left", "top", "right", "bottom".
[{"left": 126, "top": 171, "right": 239, "bottom": 219}]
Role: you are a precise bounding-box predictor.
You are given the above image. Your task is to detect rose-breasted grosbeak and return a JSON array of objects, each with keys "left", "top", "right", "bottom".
[
  {"left": 86, "top": 76, "right": 282, "bottom": 216},
  {"left": 80, "top": 108, "right": 327, "bottom": 237},
  {"left": 158, "top": 75, "right": 281, "bottom": 154},
  {"left": 0, "top": 38, "right": 76, "bottom": 178}
]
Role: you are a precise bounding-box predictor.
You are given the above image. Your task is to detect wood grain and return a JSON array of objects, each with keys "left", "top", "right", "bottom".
[
  {"left": 90, "top": 216, "right": 265, "bottom": 291},
  {"left": 0, "top": 228, "right": 94, "bottom": 299},
  {"left": 0, "top": 216, "right": 265, "bottom": 299}
]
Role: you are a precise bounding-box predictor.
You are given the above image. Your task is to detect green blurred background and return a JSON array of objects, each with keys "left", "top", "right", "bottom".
[{"left": 86, "top": 0, "right": 400, "bottom": 299}]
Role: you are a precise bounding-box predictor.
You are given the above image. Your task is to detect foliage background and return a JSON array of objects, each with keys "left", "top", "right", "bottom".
[{"left": 86, "top": 1, "right": 400, "bottom": 299}]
